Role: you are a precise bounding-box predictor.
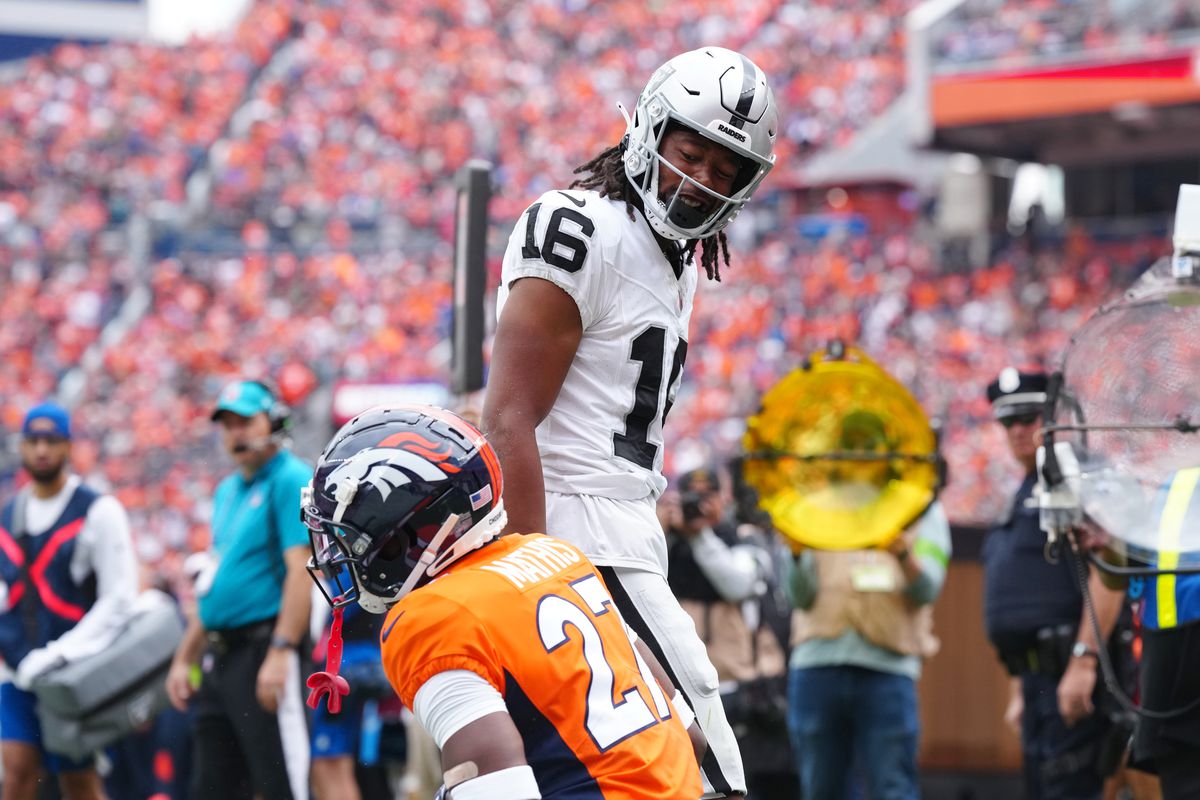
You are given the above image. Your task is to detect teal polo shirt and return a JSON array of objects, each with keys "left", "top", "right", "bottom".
[{"left": 198, "top": 450, "right": 312, "bottom": 631}]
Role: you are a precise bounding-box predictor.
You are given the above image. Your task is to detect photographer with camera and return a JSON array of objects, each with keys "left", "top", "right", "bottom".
[{"left": 662, "top": 466, "right": 797, "bottom": 800}]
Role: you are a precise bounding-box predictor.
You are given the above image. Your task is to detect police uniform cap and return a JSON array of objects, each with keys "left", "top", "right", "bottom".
[{"left": 986, "top": 367, "right": 1048, "bottom": 420}]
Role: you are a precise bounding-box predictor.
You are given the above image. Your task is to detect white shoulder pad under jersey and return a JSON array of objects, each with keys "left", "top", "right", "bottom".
[{"left": 498, "top": 189, "right": 698, "bottom": 501}]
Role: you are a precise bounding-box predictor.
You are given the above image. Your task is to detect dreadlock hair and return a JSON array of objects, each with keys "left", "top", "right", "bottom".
[{"left": 570, "top": 142, "right": 732, "bottom": 281}]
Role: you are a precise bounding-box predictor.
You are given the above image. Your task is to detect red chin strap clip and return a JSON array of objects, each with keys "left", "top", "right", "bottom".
[{"left": 306, "top": 605, "right": 350, "bottom": 713}]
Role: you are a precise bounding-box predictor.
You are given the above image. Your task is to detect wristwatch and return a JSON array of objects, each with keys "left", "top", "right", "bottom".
[
  {"left": 269, "top": 635, "right": 299, "bottom": 651},
  {"left": 1071, "top": 641, "right": 1100, "bottom": 661}
]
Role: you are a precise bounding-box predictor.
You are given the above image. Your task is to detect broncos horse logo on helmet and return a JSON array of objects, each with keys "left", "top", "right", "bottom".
[
  {"left": 323, "top": 448, "right": 451, "bottom": 521},
  {"left": 303, "top": 404, "right": 506, "bottom": 614}
]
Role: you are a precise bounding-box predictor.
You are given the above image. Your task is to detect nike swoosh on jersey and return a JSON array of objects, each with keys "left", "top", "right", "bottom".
[
  {"left": 381, "top": 610, "right": 405, "bottom": 643},
  {"left": 558, "top": 191, "right": 586, "bottom": 208}
]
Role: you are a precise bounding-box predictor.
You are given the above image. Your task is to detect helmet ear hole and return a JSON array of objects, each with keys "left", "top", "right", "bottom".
[{"left": 378, "top": 534, "right": 407, "bottom": 561}]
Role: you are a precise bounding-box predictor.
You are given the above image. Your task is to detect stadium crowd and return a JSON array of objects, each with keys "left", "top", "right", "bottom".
[
  {"left": 0, "top": 0, "right": 1171, "bottom": 595},
  {"left": 0, "top": 0, "right": 294, "bottom": 437},
  {"left": 931, "top": 0, "right": 1200, "bottom": 70}
]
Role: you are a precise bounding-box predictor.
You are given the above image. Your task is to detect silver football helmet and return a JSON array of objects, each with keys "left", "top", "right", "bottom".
[{"left": 622, "top": 46, "right": 778, "bottom": 241}]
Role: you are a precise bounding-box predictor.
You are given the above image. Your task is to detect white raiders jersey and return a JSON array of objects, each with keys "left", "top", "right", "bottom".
[{"left": 497, "top": 188, "right": 697, "bottom": 503}]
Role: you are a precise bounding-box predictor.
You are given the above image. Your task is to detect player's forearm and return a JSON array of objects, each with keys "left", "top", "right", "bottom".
[
  {"left": 482, "top": 419, "right": 547, "bottom": 536},
  {"left": 1077, "top": 567, "right": 1123, "bottom": 650}
]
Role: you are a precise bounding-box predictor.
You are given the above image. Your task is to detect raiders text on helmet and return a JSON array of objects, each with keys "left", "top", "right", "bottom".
[
  {"left": 303, "top": 405, "right": 506, "bottom": 613},
  {"left": 622, "top": 46, "right": 778, "bottom": 241}
]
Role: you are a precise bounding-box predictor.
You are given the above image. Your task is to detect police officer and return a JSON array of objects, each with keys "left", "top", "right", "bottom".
[
  {"left": 165, "top": 380, "right": 312, "bottom": 800},
  {"left": 982, "top": 368, "right": 1126, "bottom": 799},
  {"left": 0, "top": 402, "right": 137, "bottom": 800}
]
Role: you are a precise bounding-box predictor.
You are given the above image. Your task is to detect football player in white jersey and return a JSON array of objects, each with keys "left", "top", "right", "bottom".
[{"left": 482, "top": 47, "right": 778, "bottom": 798}]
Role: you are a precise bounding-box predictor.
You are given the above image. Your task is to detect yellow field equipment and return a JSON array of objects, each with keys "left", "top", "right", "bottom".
[{"left": 742, "top": 345, "right": 941, "bottom": 550}]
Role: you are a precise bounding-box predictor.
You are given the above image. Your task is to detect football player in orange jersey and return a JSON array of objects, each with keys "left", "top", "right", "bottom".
[{"left": 303, "top": 405, "right": 704, "bottom": 800}]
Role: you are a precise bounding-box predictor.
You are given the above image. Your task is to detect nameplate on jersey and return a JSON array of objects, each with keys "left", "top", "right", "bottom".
[
  {"left": 850, "top": 563, "right": 896, "bottom": 593},
  {"left": 480, "top": 537, "right": 582, "bottom": 589}
]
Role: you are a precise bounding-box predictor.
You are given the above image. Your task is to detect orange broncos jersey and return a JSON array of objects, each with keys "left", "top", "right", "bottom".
[{"left": 380, "top": 533, "right": 702, "bottom": 799}]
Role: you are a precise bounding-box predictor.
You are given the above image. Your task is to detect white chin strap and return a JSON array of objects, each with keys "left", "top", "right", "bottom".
[
  {"left": 369, "top": 500, "right": 508, "bottom": 611},
  {"left": 427, "top": 500, "right": 507, "bottom": 578},
  {"left": 394, "top": 511, "right": 465, "bottom": 600}
]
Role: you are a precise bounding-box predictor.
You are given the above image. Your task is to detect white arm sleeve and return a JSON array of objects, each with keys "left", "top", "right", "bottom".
[
  {"left": 413, "top": 669, "right": 509, "bottom": 750},
  {"left": 689, "top": 528, "right": 765, "bottom": 602},
  {"left": 449, "top": 765, "right": 541, "bottom": 800},
  {"left": 51, "top": 495, "right": 138, "bottom": 660}
]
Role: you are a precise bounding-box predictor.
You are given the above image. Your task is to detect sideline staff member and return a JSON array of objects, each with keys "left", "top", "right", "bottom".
[
  {"left": 0, "top": 402, "right": 137, "bottom": 800},
  {"left": 166, "top": 380, "right": 312, "bottom": 800},
  {"left": 1122, "top": 466, "right": 1200, "bottom": 798}
]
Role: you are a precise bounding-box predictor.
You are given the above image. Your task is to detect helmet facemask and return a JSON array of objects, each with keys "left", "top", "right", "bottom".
[
  {"left": 629, "top": 115, "right": 771, "bottom": 242},
  {"left": 620, "top": 47, "right": 778, "bottom": 242},
  {"left": 305, "top": 483, "right": 507, "bottom": 614}
]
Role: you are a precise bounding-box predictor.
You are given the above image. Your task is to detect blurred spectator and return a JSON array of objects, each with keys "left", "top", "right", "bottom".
[
  {"left": 981, "top": 368, "right": 1130, "bottom": 799},
  {"left": 309, "top": 597, "right": 395, "bottom": 800},
  {"left": 104, "top": 569, "right": 194, "bottom": 800},
  {"left": 399, "top": 711, "right": 442, "bottom": 800},
  {"left": 785, "top": 406, "right": 951, "bottom": 800},
  {"left": 662, "top": 465, "right": 798, "bottom": 800},
  {"left": 1122, "top": 465, "right": 1200, "bottom": 799},
  {"left": 932, "top": 0, "right": 1200, "bottom": 71}
]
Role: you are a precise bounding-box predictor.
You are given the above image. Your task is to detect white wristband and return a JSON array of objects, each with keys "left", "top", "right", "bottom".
[{"left": 449, "top": 764, "right": 541, "bottom": 800}]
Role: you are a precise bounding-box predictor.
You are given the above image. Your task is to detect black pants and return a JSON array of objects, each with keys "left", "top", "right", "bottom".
[
  {"left": 1155, "top": 749, "right": 1200, "bottom": 800},
  {"left": 190, "top": 628, "right": 308, "bottom": 800},
  {"left": 1135, "top": 623, "right": 1200, "bottom": 800},
  {"left": 1020, "top": 671, "right": 1109, "bottom": 800}
]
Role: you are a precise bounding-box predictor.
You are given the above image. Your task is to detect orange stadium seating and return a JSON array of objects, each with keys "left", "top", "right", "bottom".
[{"left": 0, "top": 0, "right": 1172, "bottom": 593}]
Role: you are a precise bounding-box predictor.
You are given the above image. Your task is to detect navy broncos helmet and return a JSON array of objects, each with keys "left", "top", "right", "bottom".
[{"left": 303, "top": 404, "right": 506, "bottom": 613}]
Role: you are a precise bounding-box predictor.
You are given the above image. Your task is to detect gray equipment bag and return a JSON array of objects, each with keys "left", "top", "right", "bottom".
[{"left": 33, "top": 590, "right": 184, "bottom": 760}]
